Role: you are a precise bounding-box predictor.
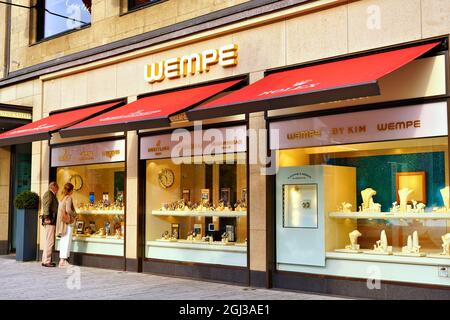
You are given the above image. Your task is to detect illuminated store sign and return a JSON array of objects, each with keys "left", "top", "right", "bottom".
[
  {"left": 270, "top": 102, "right": 448, "bottom": 150},
  {"left": 140, "top": 125, "right": 247, "bottom": 160},
  {"left": 144, "top": 44, "right": 238, "bottom": 83},
  {"left": 51, "top": 139, "right": 125, "bottom": 167},
  {"left": 0, "top": 110, "right": 32, "bottom": 120}
]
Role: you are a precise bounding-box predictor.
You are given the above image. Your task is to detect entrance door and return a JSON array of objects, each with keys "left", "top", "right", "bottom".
[{"left": 9, "top": 143, "right": 32, "bottom": 252}]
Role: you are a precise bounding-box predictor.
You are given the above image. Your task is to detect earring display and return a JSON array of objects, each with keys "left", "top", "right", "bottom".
[
  {"left": 363, "top": 230, "right": 393, "bottom": 255},
  {"left": 393, "top": 231, "right": 426, "bottom": 257}
]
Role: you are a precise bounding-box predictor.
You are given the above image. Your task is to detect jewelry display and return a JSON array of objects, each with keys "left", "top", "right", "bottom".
[
  {"left": 84, "top": 226, "right": 93, "bottom": 236},
  {"left": 398, "top": 187, "right": 413, "bottom": 212},
  {"left": 93, "top": 228, "right": 106, "bottom": 238},
  {"left": 158, "top": 230, "right": 178, "bottom": 242},
  {"left": 427, "top": 233, "right": 450, "bottom": 258},
  {"left": 391, "top": 199, "right": 426, "bottom": 213},
  {"left": 76, "top": 199, "right": 125, "bottom": 213},
  {"left": 442, "top": 233, "right": 450, "bottom": 256},
  {"left": 394, "top": 231, "right": 425, "bottom": 257},
  {"left": 432, "top": 186, "right": 450, "bottom": 212},
  {"left": 234, "top": 200, "right": 247, "bottom": 212},
  {"left": 359, "top": 188, "right": 381, "bottom": 212},
  {"left": 441, "top": 186, "right": 449, "bottom": 209},
  {"left": 337, "top": 202, "right": 352, "bottom": 213},
  {"left": 157, "top": 198, "right": 247, "bottom": 213},
  {"left": 221, "top": 232, "right": 229, "bottom": 244},
  {"left": 364, "top": 230, "right": 392, "bottom": 255},
  {"left": 335, "top": 230, "right": 363, "bottom": 253},
  {"left": 390, "top": 201, "right": 400, "bottom": 213}
]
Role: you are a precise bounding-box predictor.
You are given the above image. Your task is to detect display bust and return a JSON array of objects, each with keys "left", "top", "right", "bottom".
[
  {"left": 427, "top": 233, "right": 450, "bottom": 259},
  {"left": 365, "top": 230, "right": 392, "bottom": 255},
  {"left": 441, "top": 186, "right": 450, "bottom": 209},
  {"left": 441, "top": 233, "right": 450, "bottom": 256},
  {"left": 398, "top": 187, "right": 413, "bottom": 212},
  {"left": 359, "top": 188, "right": 381, "bottom": 212},
  {"left": 335, "top": 230, "right": 363, "bottom": 254}
]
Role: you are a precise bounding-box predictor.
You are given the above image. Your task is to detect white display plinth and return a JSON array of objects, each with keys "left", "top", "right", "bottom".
[
  {"left": 151, "top": 210, "right": 247, "bottom": 218},
  {"left": 77, "top": 210, "right": 124, "bottom": 215},
  {"left": 329, "top": 212, "right": 450, "bottom": 220},
  {"left": 56, "top": 236, "right": 124, "bottom": 256},
  {"left": 146, "top": 240, "right": 247, "bottom": 267},
  {"left": 277, "top": 252, "right": 450, "bottom": 287}
]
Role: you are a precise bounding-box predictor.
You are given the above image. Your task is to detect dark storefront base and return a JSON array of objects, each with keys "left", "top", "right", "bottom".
[
  {"left": 272, "top": 271, "right": 450, "bottom": 299},
  {"left": 0, "top": 240, "right": 8, "bottom": 255},
  {"left": 38, "top": 250, "right": 125, "bottom": 271},
  {"left": 143, "top": 259, "right": 249, "bottom": 286}
]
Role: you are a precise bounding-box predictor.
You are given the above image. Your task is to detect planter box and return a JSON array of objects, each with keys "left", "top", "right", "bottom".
[{"left": 15, "top": 209, "right": 38, "bottom": 262}]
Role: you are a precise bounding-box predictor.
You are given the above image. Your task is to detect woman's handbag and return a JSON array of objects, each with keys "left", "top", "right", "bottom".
[{"left": 61, "top": 197, "right": 72, "bottom": 224}]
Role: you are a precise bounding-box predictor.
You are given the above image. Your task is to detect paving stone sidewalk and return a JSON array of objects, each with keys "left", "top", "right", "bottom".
[{"left": 0, "top": 256, "right": 346, "bottom": 300}]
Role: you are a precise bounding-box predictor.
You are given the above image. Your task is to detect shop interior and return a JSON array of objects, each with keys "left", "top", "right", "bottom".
[
  {"left": 145, "top": 153, "right": 247, "bottom": 266},
  {"left": 55, "top": 162, "right": 125, "bottom": 257},
  {"left": 277, "top": 136, "right": 450, "bottom": 260}
]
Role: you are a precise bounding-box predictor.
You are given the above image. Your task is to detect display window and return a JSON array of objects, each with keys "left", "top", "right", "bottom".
[
  {"left": 272, "top": 102, "right": 450, "bottom": 286},
  {"left": 51, "top": 140, "right": 126, "bottom": 257},
  {"left": 142, "top": 126, "right": 248, "bottom": 267}
]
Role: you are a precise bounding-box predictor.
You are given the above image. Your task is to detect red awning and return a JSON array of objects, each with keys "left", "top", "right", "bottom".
[
  {"left": 0, "top": 101, "right": 122, "bottom": 146},
  {"left": 187, "top": 42, "right": 440, "bottom": 120},
  {"left": 60, "top": 80, "right": 242, "bottom": 138}
]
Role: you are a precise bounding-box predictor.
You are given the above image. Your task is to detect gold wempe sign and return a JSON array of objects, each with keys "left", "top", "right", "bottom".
[{"left": 144, "top": 44, "right": 238, "bottom": 83}]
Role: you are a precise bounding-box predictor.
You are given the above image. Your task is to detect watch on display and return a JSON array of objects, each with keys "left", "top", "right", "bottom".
[
  {"left": 158, "top": 168, "right": 175, "bottom": 189},
  {"left": 69, "top": 174, "right": 83, "bottom": 191}
]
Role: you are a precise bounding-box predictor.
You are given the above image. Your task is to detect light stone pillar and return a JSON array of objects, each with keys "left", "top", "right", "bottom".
[
  {"left": 248, "top": 71, "right": 269, "bottom": 287},
  {"left": 0, "top": 147, "right": 11, "bottom": 254},
  {"left": 125, "top": 96, "right": 139, "bottom": 271}
]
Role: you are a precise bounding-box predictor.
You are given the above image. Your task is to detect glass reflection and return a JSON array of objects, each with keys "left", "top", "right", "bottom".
[{"left": 43, "top": 0, "right": 92, "bottom": 38}]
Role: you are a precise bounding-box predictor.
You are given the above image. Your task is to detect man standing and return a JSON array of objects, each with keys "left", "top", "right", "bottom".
[{"left": 41, "top": 182, "right": 59, "bottom": 267}]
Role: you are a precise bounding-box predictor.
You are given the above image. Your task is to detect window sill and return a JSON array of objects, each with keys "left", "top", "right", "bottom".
[
  {"left": 120, "top": 0, "right": 168, "bottom": 17},
  {"left": 31, "top": 24, "right": 91, "bottom": 47}
]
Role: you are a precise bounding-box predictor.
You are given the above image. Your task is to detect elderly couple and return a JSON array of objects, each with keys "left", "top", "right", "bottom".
[{"left": 41, "top": 182, "right": 78, "bottom": 268}]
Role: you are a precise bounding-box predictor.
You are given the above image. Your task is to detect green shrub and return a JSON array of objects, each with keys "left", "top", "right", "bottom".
[{"left": 14, "top": 191, "right": 40, "bottom": 210}]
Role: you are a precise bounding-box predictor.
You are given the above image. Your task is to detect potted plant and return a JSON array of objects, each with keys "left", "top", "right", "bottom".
[{"left": 14, "top": 191, "right": 40, "bottom": 262}]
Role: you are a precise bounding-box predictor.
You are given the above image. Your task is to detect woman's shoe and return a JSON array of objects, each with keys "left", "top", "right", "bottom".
[{"left": 58, "top": 260, "right": 71, "bottom": 268}]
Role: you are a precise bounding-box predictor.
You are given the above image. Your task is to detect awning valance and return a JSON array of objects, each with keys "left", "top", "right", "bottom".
[
  {"left": 0, "top": 101, "right": 122, "bottom": 146},
  {"left": 60, "top": 80, "right": 242, "bottom": 138},
  {"left": 187, "top": 42, "right": 440, "bottom": 121}
]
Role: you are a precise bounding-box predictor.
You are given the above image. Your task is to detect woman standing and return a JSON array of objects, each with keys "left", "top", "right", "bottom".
[{"left": 56, "top": 183, "right": 77, "bottom": 268}]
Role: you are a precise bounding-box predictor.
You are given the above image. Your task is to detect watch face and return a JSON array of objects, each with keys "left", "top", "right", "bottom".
[
  {"left": 70, "top": 175, "right": 83, "bottom": 191},
  {"left": 158, "top": 169, "right": 175, "bottom": 189}
]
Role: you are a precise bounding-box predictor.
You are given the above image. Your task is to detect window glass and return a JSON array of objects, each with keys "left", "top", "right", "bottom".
[
  {"left": 145, "top": 153, "right": 248, "bottom": 267},
  {"left": 55, "top": 162, "right": 125, "bottom": 257},
  {"left": 41, "top": 0, "right": 92, "bottom": 39},
  {"left": 278, "top": 136, "right": 449, "bottom": 256},
  {"left": 283, "top": 184, "right": 318, "bottom": 228},
  {"left": 129, "top": 0, "right": 161, "bottom": 10}
]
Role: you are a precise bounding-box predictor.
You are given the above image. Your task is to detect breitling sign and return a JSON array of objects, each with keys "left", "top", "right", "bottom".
[{"left": 144, "top": 44, "right": 238, "bottom": 83}]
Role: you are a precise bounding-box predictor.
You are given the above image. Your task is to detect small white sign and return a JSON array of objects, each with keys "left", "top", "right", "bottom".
[
  {"left": 140, "top": 125, "right": 247, "bottom": 160},
  {"left": 51, "top": 139, "right": 126, "bottom": 167},
  {"left": 270, "top": 102, "right": 448, "bottom": 150}
]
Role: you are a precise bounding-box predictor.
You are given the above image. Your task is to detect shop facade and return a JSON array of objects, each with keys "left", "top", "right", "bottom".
[{"left": 0, "top": 0, "right": 450, "bottom": 299}]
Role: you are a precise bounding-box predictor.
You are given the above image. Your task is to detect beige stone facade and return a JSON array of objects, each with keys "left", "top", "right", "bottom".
[{"left": 0, "top": 0, "right": 449, "bottom": 289}]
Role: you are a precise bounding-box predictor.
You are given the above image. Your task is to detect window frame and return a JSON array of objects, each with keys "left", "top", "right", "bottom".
[
  {"left": 127, "top": 0, "right": 165, "bottom": 13},
  {"left": 36, "top": 0, "right": 92, "bottom": 42}
]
